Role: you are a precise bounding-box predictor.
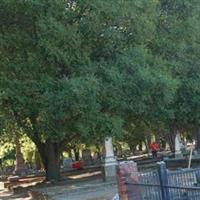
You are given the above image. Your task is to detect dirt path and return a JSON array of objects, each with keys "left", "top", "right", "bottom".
[
  {"left": 0, "top": 182, "right": 117, "bottom": 200},
  {"left": 0, "top": 182, "right": 30, "bottom": 200},
  {"left": 54, "top": 184, "right": 117, "bottom": 200},
  {"left": 0, "top": 170, "right": 117, "bottom": 200},
  {"left": 47, "top": 183, "right": 117, "bottom": 200},
  {"left": 0, "top": 191, "right": 30, "bottom": 200}
]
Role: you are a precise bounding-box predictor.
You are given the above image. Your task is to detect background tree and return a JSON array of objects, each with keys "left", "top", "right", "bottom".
[
  {"left": 154, "top": 0, "right": 200, "bottom": 150},
  {"left": 2, "top": 0, "right": 200, "bottom": 182},
  {"left": 1, "top": 0, "right": 164, "bottom": 181}
]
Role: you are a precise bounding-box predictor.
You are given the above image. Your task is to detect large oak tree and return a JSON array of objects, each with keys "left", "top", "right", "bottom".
[{"left": 1, "top": 0, "right": 179, "bottom": 180}]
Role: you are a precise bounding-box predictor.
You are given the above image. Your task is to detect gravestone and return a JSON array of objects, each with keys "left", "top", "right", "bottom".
[
  {"left": 63, "top": 157, "right": 73, "bottom": 170},
  {"left": 175, "top": 132, "right": 183, "bottom": 158},
  {"left": 82, "top": 149, "right": 93, "bottom": 166},
  {"left": 8, "top": 176, "right": 19, "bottom": 182},
  {"left": 104, "top": 137, "right": 117, "bottom": 181}
]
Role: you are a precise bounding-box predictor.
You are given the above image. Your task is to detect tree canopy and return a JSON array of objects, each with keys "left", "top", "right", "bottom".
[{"left": 1, "top": 0, "right": 200, "bottom": 180}]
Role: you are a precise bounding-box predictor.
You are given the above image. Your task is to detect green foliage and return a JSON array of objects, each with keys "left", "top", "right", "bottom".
[
  {"left": 154, "top": 0, "right": 200, "bottom": 130},
  {"left": 0, "top": 142, "right": 15, "bottom": 160},
  {"left": 1, "top": 0, "right": 200, "bottom": 179},
  {"left": 0, "top": 142, "right": 15, "bottom": 167},
  {"left": 0, "top": 0, "right": 170, "bottom": 143},
  {"left": 21, "top": 136, "right": 36, "bottom": 163}
]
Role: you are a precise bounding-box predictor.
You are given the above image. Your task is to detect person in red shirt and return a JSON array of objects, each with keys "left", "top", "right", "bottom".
[{"left": 150, "top": 142, "right": 159, "bottom": 159}]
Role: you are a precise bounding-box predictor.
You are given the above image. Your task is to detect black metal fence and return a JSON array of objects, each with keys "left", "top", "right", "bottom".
[
  {"left": 126, "top": 182, "right": 200, "bottom": 200},
  {"left": 125, "top": 162, "right": 200, "bottom": 200}
]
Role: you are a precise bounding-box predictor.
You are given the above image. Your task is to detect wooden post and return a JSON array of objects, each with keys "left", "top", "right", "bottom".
[{"left": 188, "top": 144, "right": 193, "bottom": 169}]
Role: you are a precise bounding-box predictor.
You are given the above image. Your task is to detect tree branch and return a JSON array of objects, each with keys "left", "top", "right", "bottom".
[{"left": 59, "top": 133, "right": 80, "bottom": 151}]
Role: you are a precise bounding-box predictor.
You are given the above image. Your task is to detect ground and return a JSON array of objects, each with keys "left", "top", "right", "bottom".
[
  {"left": 0, "top": 181, "right": 30, "bottom": 200},
  {"left": 0, "top": 184, "right": 117, "bottom": 200},
  {"left": 0, "top": 169, "right": 117, "bottom": 200}
]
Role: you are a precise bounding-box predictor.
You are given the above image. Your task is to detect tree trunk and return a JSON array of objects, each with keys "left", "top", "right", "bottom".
[
  {"left": 35, "top": 149, "right": 42, "bottom": 170},
  {"left": 146, "top": 134, "right": 152, "bottom": 148},
  {"left": 96, "top": 145, "right": 102, "bottom": 159},
  {"left": 30, "top": 130, "right": 78, "bottom": 181},
  {"left": 74, "top": 150, "right": 79, "bottom": 161},
  {"left": 129, "top": 144, "right": 136, "bottom": 154},
  {"left": 196, "top": 126, "right": 200, "bottom": 153},
  {"left": 166, "top": 131, "right": 176, "bottom": 153},
  {"left": 37, "top": 142, "right": 61, "bottom": 181},
  {"left": 144, "top": 139, "right": 150, "bottom": 153},
  {"left": 68, "top": 149, "right": 72, "bottom": 158},
  {"left": 161, "top": 139, "right": 167, "bottom": 150},
  {"left": 139, "top": 142, "right": 143, "bottom": 151}
]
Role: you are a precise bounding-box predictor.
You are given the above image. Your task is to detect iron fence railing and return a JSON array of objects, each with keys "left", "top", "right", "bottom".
[
  {"left": 167, "top": 168, "right": 200, "bottom": 187},
  {"left": 138, "top": 170, "right": 160, "bottom": 185},
  {"left": 123, "top": 162, "right": 200, "bottom": 200},
  {"left": 126, "top": 182, "right": 200, "bottom": 200}
]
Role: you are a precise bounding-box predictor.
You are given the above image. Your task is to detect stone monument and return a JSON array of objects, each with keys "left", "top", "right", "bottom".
[
  {"left": 82, "top": 149, "right": 93, "bottom": 166},
  {"left": 175, "top": 132, "right": 183, "bottom": 158},
  {"left": 63, "top": 157, "right": 73, "bottom": 170},
  {"left": 104, "top": 137, "right": 117, "bottom": 181}
]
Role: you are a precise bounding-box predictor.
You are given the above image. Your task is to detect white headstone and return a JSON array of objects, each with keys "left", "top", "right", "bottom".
[
  {"left": 105, "top": 137, "right": 117, "bottom": 166},
  {"left": 103, "top": 137, "right": 117, "bottom": 182},
  {"left": 175, "top": 132, "right": 183, "bottom": 158}
]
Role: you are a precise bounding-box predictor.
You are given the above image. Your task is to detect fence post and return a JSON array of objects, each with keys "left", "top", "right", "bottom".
[{"left": 157, "top": 161, "right": 170, "bottom": 200}]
